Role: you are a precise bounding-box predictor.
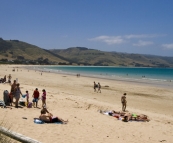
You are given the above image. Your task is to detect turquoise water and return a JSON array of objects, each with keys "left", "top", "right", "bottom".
[{"left": 39, "top": 66, "right": 173, "bottom": 82}]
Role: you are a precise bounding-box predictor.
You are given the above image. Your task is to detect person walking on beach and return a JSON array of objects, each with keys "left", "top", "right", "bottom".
[
  {"left": 97, "top": 82, "right": 101, "bottom": 93},
  {"left": 121, "top": 93, "right": 127, "bottom": 111},
  {"left": 94, "top": 81, "right": 97, "bottom": 92},
  {"left": 32, "top": 88, "right": 40, "bottom": 108}
]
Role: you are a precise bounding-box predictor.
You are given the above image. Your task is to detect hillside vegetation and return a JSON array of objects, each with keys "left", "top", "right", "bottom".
[
  {"left": 0, "top": 38, "right": 173, "bottom": 67},
  {"left": 50, "top": 47, "right": 173, "bottom": 67},
  {"left": 0, "top": 38, "right": 67, "bottom": 64}
]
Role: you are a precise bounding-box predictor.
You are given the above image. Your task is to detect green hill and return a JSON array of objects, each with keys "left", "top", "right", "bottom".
[
  {"left": 50, "top": 47, "right": 173, "bottom": 67},
  {"left": 0, "top": 38, "right": 67, "bottom": 64},
  {"left": 0, "top": 38, "right": 173, "bottom": 67}
]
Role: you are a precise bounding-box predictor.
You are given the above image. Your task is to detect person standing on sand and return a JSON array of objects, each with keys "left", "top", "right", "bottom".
[
  {"left": 10, "top": 80, "right": 17, "bottom": 104},
  {"left": 121, "top": 93, "right": 127, "bottom": 111},
  {"left": 94, "top": 81, "right": 97, "bottom": 92},
  {"left": 3, "top": 75, "right": 6, "bottom": 83},
  {"left": 14, "top": 83, "right": 23, "bottom": 108},
  {"left": 32, "top": 88, "right": 40, "bottom": 108},
  {"left": 8, "top": 74, "right": 12, "bottom": 83},
  {"left": 97, "top": 82, "right": 101, "bottom": 93},
  {"left": 41, "top": 89, "right": 46, "bottom": 107}
]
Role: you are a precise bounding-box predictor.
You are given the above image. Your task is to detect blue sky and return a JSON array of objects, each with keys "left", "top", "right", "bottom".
[{"left": 0, "top": 0, "right": 173, "bottom": 56}]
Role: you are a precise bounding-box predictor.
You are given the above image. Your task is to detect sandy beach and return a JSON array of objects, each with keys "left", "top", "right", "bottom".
[{"left": 0, "top": 65, "right": 173, "bottom": 143}]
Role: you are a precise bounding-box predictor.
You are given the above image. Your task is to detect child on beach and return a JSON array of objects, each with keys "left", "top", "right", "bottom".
[{"left": 22, "top": 90, "right": 29, "bottom": 107}]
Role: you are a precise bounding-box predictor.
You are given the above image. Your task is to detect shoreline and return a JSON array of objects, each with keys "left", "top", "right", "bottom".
[{"left": 24, "top": 65, "right": 173, "bottom": 90}]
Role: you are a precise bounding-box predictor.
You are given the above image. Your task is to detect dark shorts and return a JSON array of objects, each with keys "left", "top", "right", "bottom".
[
  {"left": 33, "top": 98, "right": 38, "bottom": 102},
  {"left": 50, "top": 117, "right": 62, "bottom": 123}
]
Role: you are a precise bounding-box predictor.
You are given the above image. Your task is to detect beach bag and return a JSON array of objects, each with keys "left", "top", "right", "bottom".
[
  {"left": 3, "top": 90, "right": 10, "bottom": 106},
  {"left": 27, "top": 102, "right": 32, "bottom": 108},
  {"left": 19, "top": 101, "right": 26, "bottom": 106}
]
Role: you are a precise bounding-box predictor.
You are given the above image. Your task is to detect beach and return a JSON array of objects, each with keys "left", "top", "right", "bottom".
[{"left": 0, "top": 65, "right": 173, "bottom": 143}]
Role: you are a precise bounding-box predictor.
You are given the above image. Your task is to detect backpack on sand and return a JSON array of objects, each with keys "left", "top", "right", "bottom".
[{"left": 3, "top": 90, "right": 10, "bottom": 106}]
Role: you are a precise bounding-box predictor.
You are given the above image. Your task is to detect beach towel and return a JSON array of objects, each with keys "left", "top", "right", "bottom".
[
  {"left": 34, "top": 119, "right": 44, "bottom": 124},
  {"left": 34, "top": 118, "right": 63, "bottom": 124},
  {"left": 0, "top": 100, "right": 6, "bottom": 108}
]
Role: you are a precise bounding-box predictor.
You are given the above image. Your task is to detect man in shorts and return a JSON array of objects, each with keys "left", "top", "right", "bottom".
[{"left": 32, "top": 88, "right": 40, "bottom": 108}]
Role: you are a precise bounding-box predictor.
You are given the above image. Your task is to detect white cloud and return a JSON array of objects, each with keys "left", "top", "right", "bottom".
[
  {"left": 162, "top": 44, "right": 173, "bottom": 49},
  {"left": 89, "top": 34, "right": 165, "bottom": 46},
  {"left": 125, "top": 34, "right": 166, "bottom": 39},
  {"left": 89, "top": 35, "right": 125, "bottom": 45},
  {"left": 133, "top": 40, "right": 154, "bottom": 47}
]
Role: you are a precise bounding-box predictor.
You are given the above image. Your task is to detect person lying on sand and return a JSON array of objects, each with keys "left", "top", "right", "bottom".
[
  {"left": 122, "top": 113, "right": 150, "bottom": 122},
  {"left": 99, "top": 110, "right": 150, "bottom": 122},
  {"left": 99, "top": 110, "right": 126, "bottom": 119},
  {"left": 39, "top": 109, "right": 68, "bottom": 124}
]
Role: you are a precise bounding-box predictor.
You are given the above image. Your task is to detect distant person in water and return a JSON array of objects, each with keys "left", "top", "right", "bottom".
[
  {"left": 121, "top": 93, "right": 127, "bottom": 111},
  {"left": 97, "top": 82, "right": 101, "bottom": 93}
]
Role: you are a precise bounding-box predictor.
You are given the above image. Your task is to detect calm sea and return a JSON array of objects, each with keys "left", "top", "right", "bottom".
[{"left": 36, "top": 66, "right": 173, "bottom": 84}]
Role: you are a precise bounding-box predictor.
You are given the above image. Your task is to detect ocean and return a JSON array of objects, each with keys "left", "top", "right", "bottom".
[{"left": 34, "top": 66, "right": 173, "bottom": 86}]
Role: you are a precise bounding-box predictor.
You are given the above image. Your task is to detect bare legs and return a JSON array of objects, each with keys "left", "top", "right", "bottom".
[
  {"left": 15, "top": 98, "right": 19, "bottom": 108},
  {"left": 122, "top": 103, "right": 126, "bottom": 111}
]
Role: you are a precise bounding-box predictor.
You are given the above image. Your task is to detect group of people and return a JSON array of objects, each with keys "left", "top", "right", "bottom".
[
  {"left": 99, "top": 92, "right": 150, "bottom": 122},
  {"left": 9, "top": 80, "right": 47, "bottom": 108},
  {"left": 93, "top": 81, "right": 101, "bottom": 93},
  {"left": 100, "top": 110, "right": 150, "bottom": 122},
  {"left": 0, "top": 73, "right": 68, "bottom": 124},
  {"left": 0, "top": 74, "right": 12, "bottom": 83}
]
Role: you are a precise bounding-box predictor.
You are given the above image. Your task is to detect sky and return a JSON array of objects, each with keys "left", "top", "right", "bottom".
[{"left": 0, "top": 0, "right": 173, "bottom": 56}]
